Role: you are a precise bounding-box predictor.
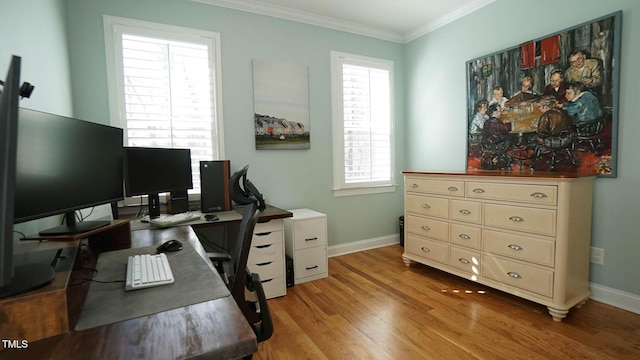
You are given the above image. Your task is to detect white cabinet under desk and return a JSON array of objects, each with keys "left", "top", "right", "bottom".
[
  {"left": 402, "top": 171, "right": 596, "bottom": 321},
  {"left": 284, "top": 209, "right": 328, "bottom": 285},
  {"left": 247, "top": 218, "right": 286, "bottom": 299}
]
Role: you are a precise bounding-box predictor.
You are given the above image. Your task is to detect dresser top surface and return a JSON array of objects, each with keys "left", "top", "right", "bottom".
[{"left": 402, "top": 170, "right": 597, "bottom": 179}]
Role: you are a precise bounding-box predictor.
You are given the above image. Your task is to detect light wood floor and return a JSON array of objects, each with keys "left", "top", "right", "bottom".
[{"left": 254, "top": 245, "right": 640, "bottom": 360}]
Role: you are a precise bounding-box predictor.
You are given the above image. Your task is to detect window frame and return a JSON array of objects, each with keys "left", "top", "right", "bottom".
[
  {"left": 330, "top": 51, "right": 396, "bottom": 197},
  {"left": 103, "top": 16, "right": 225, "bottom": 203}
]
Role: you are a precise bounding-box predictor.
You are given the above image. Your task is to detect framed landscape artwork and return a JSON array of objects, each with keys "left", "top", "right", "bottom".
[
  {"left": 466, "top": 11, "right": 622, "bottom": 177},
  {"left": 253, "top": 59, "right": 310, "bottom": 150}
]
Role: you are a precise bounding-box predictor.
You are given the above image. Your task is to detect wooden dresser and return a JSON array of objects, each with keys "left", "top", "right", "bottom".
[{"left": 402, "top": 171, "right": 595, "bottom": 321}]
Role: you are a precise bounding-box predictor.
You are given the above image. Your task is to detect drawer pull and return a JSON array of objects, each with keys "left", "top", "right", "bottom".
[
  {"left": 421, "top": 247, "right": 430, "bottom": 253},
  {"left": 530, "top": 192, "right": 548, "bottom": 198},
  {"left": 447, "top": 186, "right": 459, "bottom": 192},
  {"left": 507, "top": 271, "right": 522, "bottom": 279},
  {"left": 410, "top": 183, "right": 419, "bottom": 188},
  {"left": 421, "top": 203, "right": 431, "bottom": 209},
  {"left": 472, "top": 188, "right": 485, "bottom": 193},
  {"left": 459, "top": 209, "right": 471, "bottom": 215},
  {"left": 509, "top": 216, "right": 524, "bottom": 222},
  {"left": 256, "top": 244, "right": 273, "bottom": 249},
  {"left": 256, "top": 261, "right": 273, "bottom": 266},
  {"left": 255, "top": 232, "right": 272, "bottom": 236},
  {"left": 421, "top": 225, "right": 431, "bottom": 231},
  {"left": 305, "top": 237, "right": 318, "bottom": 241},
  {"left": 306, "top": 265, "right": 319, "bottom": 270},
  {"left": 459, "top": 234, "right": 471, "bottom": 240},
  {"left": 458, "top": 258, "right": 470, "bottom": 264},
  {"left": 508, "top": 244, "right": 524, "bottom": 251},
  {"left": 261, "top": 278, "right": 273, "bottom": 283}
]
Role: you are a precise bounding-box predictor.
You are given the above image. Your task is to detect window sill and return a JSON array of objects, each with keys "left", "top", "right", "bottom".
[{"left": 333, "top": 184, "right": 397, "bottom": 197}]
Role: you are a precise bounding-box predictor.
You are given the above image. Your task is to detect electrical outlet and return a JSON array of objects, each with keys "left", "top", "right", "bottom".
[{"left": 590, "top": 247, "right": 604, "bottom": 265}]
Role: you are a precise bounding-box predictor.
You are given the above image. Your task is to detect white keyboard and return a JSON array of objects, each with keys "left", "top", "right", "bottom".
[
  {"left": 125, "top": 253, "right": 175, "bottom": 291},
  {"left": 148, "top": 213, "right": 201, "bottom": 227}
]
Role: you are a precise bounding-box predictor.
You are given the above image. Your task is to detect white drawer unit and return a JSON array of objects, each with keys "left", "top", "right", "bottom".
[
  {"left": 403, "top": 172, "right": 595, "bottom": 322},
  {"left": 247, "top": 219, "right": 286, "bottom": 298},
  {"left": 284, "top": 209, "right": 328, "bottom": 285}
]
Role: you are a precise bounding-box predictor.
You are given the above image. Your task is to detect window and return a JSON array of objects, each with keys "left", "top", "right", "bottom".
[
  {"left": 331, "top": 51, "right": 395, "bottom": 197},
  {"left": 104, "top": 16, "right": 224, "bottom": 196}
]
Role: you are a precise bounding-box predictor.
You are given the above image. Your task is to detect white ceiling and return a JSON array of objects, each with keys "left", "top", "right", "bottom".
[{"left": 192, "top": 0, "right": 495, "bottom": 43}]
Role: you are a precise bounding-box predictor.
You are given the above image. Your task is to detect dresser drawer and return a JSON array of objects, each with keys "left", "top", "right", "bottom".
[
  {"left": 484, "top": 204, "right": 556, "bottom": 236},
  {"left": 450, "top": 223, "right": 482, "bottom": 249},
  {"left": 406, "top": 177, "right": 465, "bottom": 197},
  {"left": 449, "top": 246, "right": 481, "bottom": 277},
  {"left": 406, "top": 215, "right": 448, "bottom": 242},
  {"left": 482, "top": 255, "right": 554, "bottom": 297},
  {"left": 254, "top": 219, "right": 283, "bottom": 233},
  {"left": 483, "top": 230, "right": 555, "bottom": 267},
  {"left": 406, "top": 234, "right": 448, "bottom": 265},
  {"left": 252, "top": 230, "right": 283, "bottom": 246},
  {"left": 406, "top": 194, "right": 448, "bottom": 219},
  {"left": 294, "top": 247, "right": 328, "bottom": 279},
  {"left": 248, "top": 243, "right": 283, "bottom": 264},
  {"left": 261, "top": 276, "right": 285, "bottom": 298},
  {"left": 293, "top": 218, "right": 327, "bottom": 250},
  {"left": 450, "top": 199, "right": 482, "bottom": 224},
  {"left": 248, "top": 258, "right": 284, "bottom": 280},
  {"left": 467, "top": 182, "right": 557, "bottom": 206}
]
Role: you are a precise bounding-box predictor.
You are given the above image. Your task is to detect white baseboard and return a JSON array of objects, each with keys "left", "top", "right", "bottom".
[
  {"left": 327, "top": 235, "right": 640, "bottom": 316},
  {"left": 328, "top": 234, "right": 400, "bottom": 257},
  {"left": 589, "top": 283, "right": 640, "bottom": 315}
]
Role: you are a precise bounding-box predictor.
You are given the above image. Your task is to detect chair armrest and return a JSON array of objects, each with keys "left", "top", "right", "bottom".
[{"left": 248, "top": 272, "right": 273, "bottom": 342}]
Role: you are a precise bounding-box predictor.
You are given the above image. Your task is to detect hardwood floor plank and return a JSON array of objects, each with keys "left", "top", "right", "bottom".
[{"left": 254, "top": 245, "right": 640, "bottom": 360}]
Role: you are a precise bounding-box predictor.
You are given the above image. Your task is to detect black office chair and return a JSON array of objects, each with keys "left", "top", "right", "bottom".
[{"left": 207, "top": 165, "right": 273, "bottom": 354}]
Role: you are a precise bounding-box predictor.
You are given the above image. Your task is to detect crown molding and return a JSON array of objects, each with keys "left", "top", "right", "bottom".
[
  {"left": 192, "top": 0, "right": 494, "bottom": 44},
  {"left": 404, "top": 0, "right": 495, "bottom": 43}
]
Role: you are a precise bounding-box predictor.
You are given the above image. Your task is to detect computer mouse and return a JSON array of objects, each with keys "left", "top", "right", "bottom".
[
  {"left": 157, "top": 239, "right": 183, "bottom": 253},
  {"left": 205, "top": 213, "right": 219, "bottom": 221}
]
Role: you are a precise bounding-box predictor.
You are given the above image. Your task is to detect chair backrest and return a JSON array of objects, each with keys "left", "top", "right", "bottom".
[
  {"left": 228, "top": 201, "right": 260, "bottom": 298},
  {"left": 227, "top": 165, "right": 272, "bottom": 339}
]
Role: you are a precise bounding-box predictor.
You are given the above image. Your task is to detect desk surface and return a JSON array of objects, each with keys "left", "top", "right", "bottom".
[
  {"left": 129, "top": 204, "right": 292, "bottom": 231},
  {"left": 2, "top": 226, "right": 257, "bottom": 360}
]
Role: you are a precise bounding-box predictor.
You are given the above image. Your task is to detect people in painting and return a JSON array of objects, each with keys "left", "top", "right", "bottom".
[
  {"left": 483, "top": 104, "right": 512, "bottom": 144},
  {"left": 488, "top": 86, "right": 508, "bottom": 109},
  {"left": 469, "top": 100, "right": 489, "bottom": 134},
  {"left": 564, "top": 50, "right": 602, "bottom": 91},
  {"left": 505, "top": 76, "right": 538, "bottom": 108},
  {"left": 562, "top": 82, "right": 603, "bottom": 125},
  {"left": 542, "top": 70, "right": 567, "bottom": 104},
  {"left": 536, "top": 96, "right": 573, "bottom": 136}
]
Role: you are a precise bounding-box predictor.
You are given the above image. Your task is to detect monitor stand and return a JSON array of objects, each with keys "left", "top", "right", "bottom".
[
  {"left": 148, "top": 192, "right": 161, "bottom": 218},
  {"left": 39, "top": 212, "right": 110, "bottom": 236},
  {"left": 0, "top": 263, "right": 55, "bottom": 299}
]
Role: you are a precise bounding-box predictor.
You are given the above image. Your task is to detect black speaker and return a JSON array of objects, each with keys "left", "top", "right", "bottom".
[
  {"left": 200, "top": 160, "right": 231, "bottom": 213},
  {"left": 166, "top": 189, "right": 189, "bottom": 214}
]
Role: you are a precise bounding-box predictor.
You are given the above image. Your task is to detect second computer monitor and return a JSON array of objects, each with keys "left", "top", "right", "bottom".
[{"left": 123, "top": 147, "right": 193, "bottom": 217}]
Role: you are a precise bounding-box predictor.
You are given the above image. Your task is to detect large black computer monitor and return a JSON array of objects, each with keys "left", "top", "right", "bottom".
[
  {"left": 1, "top": 56, "right": 55, "bottom": 298},
  {"left": 13, "top": 108, "right": 124, "bottom": 236},
  {"left": 123, "top": 147, "right": 193, "bottom": 218}
]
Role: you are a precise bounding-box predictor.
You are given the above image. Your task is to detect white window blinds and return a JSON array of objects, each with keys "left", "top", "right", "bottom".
[
  {"left": 342, "top": 63, "right": 392, "bottom": 183},
  {"left": 104, "top": 16, "right": 224, "bottom": 195},
  {"left": 332, "top": 51, "right": 395, "bottom": 196}
]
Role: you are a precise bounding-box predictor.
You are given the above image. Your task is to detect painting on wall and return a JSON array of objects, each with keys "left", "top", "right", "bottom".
[
  {"left": 253, "top": 59, "right": 310, "bottom": 150},
  {"left": 466, "top": 11, "right": 622, "bottom": 177}
]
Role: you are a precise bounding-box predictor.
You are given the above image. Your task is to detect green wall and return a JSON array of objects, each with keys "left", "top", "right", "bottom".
[
  {"left": 63, "top": 0, "right": 406, "bottom": 247},
  {"left": 405, "top": 0, "right": 640, "bottom": 299},
  {"left": 1, "top": 0, "right": 76, "bottom": 238}
]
